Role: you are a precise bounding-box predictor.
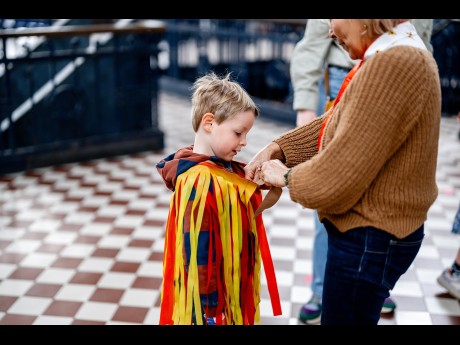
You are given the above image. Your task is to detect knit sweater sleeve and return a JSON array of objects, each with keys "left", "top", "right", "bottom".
[
  {"left": 273, "top": 114, "right": 325, "bottom": 166},
  {"left": 286, "top": 46, "right": 440, "bottom": 214}
]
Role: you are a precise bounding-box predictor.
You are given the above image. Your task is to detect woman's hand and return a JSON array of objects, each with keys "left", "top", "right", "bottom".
[
  {"left": 259, "top": 159, "right": 290, "bottom": 187},
  {"left": 244, "top": 142, "right": 282, "bottom": 183}
]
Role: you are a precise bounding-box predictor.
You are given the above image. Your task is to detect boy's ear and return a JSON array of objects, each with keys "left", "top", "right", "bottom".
[{"left": 202, "top": 113, "right": 215, "bottom": 132}]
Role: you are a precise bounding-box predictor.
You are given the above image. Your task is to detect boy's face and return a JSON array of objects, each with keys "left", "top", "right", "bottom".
[{"left": 209, "top": 110, "right": 255, "bottom": 161}]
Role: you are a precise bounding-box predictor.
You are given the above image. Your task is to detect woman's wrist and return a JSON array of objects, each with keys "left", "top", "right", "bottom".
[{"left": 269, "top": 141, "right": 284, "bottom": 161}]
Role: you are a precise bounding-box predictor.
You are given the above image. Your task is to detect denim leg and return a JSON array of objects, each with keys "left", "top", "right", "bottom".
[
  {"left": 310, "top": 66, "right": 350, "bottom": 301},
  {"left": 311, "top": 211, "right": 327, "bottom": 300},
  {"left": 316, "top": 66, "right": 350, "bottom": 115},
  {"left": 452, "top": 202, "right": 460, "bottom": 234},
  {"left": 328, "top": 66, "right": 350, "bottom": 98},
  {"left": 317, "top": 75, "right": 327, "bottom": 114},
  {"left": 320, "top": 219, "right": 424, "bottom": 325}
]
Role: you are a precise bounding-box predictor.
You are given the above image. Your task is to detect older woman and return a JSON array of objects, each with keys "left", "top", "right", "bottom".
[{"left": 245, "top": 19, "right": 441, "bottom": 325}]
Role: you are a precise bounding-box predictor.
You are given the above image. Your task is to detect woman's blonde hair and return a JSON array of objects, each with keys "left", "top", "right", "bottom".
[
  {"left": 190, "top": 71, "right": 259, "bottom": 132},
  {"left": 360, "top": 19, "right": 411, "bottom": 36},
  {"left": 323, "top": 19, "right": 412, "bottom": 36}
]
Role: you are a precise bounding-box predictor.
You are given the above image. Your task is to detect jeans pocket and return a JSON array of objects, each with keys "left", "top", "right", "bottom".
[{"left": 382, "top": 234, "right": 424, "bottom": 290}]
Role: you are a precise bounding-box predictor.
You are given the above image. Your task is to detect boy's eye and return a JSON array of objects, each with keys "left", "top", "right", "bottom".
[{"left": 235, "top": 132, "right": 242, "bottom": 136}]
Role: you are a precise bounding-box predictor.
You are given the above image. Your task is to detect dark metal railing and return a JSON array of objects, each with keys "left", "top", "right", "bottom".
[
  {"left": 161, "top": 19, "right": 460, "bottom": 118},
  {"left": 161, "top": 19, "right": 305, "bottom": 103},
  {"left": 0, "top": 19, "right": 166, "bottom": 175}
]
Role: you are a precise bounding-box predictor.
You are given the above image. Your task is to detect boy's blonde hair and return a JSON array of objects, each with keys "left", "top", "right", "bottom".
[{"left": 190, "top": 71, "right": 259, "bottom": 132}]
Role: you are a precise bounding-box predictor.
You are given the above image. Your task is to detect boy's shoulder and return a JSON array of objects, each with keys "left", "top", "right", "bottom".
[{"left": 184, "top": 161, "right": 252, "bottom": 187}]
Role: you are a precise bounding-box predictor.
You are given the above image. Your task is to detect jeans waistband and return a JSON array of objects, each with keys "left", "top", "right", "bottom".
[{"left": 328, "top": 64, "right": 352, "bottom": 72}]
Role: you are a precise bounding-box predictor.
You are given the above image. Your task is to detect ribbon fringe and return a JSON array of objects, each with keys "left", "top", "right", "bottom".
[{"left": 159, "top": 163, "right": 281, "bottom": 325}]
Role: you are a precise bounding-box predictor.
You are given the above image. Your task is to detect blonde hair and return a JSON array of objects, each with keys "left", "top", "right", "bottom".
[
  {"left": 360, "top": 19, "right": 411, "bottom": 36},
  {"left": 324, "top": 19, "right": 412, "bottom": 37},
  {"left": 190, "top": 71, "right": 259, "bottom": 132}
]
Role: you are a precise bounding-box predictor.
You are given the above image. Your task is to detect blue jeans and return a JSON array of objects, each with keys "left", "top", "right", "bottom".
[
  {"left": 321, "top": 219, "right": 424, "bottom": 325},
  {"left": 452, "top": 202, "right": 460, "bottom": 234},
  {"left": 311, "top": 65, "right": 350, "bottom": 300}
]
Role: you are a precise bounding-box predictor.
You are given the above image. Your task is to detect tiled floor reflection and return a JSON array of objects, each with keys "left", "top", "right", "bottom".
[{"left": 1, "top": 90, "right": 460, "bottom": 325}]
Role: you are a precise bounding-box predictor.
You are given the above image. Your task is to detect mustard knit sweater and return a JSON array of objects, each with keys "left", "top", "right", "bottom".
[{"left": 274, "top": 46, "right": 441, "bottom": 239}]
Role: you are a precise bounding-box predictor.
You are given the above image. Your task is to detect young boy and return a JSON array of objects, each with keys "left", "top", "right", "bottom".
[{"left": 156, "top": 72, "right": 281, "bottom": 325}]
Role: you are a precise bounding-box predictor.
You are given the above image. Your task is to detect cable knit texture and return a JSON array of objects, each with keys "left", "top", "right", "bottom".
[{"left": 274, "top": 46, "right": 441, "bottom": 238}]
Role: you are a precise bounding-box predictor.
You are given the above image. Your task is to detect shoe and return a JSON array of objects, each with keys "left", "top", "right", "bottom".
[
  {"left": 437, "top": 268, "right": 460, "bottom": 300},
  {"left": 380, "top": 296, "right": 397, "bottom": 314},
  {"left": 298, "top": 295, "right": 322, "bottom": 325}
]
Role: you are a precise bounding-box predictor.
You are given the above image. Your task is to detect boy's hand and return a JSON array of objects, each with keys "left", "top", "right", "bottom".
[{"left": 245, "top": 142, "right": 282, "bottom": 181}]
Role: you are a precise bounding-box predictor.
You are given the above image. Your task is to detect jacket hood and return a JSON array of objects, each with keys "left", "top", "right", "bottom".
[{"left": 156, "top": 145, "right": 246, "bottom": 191}]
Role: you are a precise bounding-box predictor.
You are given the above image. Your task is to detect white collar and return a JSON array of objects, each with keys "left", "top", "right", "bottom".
[{"left": 364, "top": 21, "right": 428, "bottom": 60}]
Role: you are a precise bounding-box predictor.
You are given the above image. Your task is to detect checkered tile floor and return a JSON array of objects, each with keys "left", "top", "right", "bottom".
[{"left": 1, "top": 90, "right": 460, "bottom": 325}]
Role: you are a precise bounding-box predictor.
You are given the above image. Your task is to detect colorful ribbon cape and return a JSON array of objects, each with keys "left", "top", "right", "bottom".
[{"left": 159, "top": 162, "right": 281, "bottom": 325}]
